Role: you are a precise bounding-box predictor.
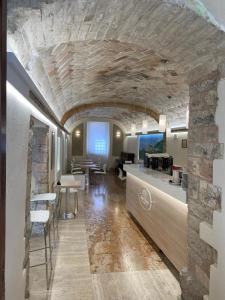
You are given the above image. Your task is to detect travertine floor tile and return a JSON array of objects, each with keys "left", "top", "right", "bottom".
[
  {"left": 92, "top": 269, "right": 181, "bottom": 300},
  {"left": 30, "top": 175, "right": 181, "bottom": 300}
]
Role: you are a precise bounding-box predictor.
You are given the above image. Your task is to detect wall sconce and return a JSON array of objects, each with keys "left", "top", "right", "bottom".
[
  {"left": 131, "top": 123, "right": 136, "bottom": 136},
  {"left": 166, "top": 127, "right": 171, "bottom": 134},
  {"left": 142, "top": 119, "right": 148, "bottom": 134},
  {"left": 75, "top": 130, "right": 81, "bottom": 137},
  {"left": 186, "top": 106, "right": 189, "bottom": 129},
  {"left": 159, "top": 115, "right": 167, "bottom": 132},
  {"left": 116, "top": 130, "right": 121, "bottom": 138}
]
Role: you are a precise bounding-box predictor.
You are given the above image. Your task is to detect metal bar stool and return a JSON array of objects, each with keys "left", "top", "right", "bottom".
[
  {"left": 30, "top": 210, "right": 53, "bottom": 290},
  {"left": 31, "top": 193, "right": 57, "bottom": 243}
]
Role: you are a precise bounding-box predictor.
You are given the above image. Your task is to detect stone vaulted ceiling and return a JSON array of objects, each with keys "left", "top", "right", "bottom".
[{"left": 7, "top": 0, "right": 225, "bottom": 132}]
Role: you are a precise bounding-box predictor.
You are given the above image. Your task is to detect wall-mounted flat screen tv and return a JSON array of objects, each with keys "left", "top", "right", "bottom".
[{"left": 139, "top": 133, "right": 164, "bottom": 160}]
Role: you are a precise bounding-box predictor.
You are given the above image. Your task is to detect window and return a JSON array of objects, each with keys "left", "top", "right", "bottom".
[
  {"left": 95, "top": 140, "right": 106, "bottom": 154},
  {"left": 87, "top": 122, "right": 109, "bottom": 158}
]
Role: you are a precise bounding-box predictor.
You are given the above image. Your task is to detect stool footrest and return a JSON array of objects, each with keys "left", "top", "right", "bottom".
[
  {"left": 30, "top": 259, "right": 52, "bottom": 268},
  {"left": 30, "top": 245, "right": 52, "bottom": 253}
]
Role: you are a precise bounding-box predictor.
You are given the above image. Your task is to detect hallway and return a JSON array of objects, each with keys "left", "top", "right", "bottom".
[
  {"left": 3, "top": 1, "right": 225, "bottom": 299},
  {"left": 30, "top": 175, "right": 181, "bottom": 300}
]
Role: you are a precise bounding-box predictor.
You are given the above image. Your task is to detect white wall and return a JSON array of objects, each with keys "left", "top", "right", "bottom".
[
  {"left": 167, "top": 131, "right": 188, "bottom": 168},
  {"left": 123, "top": 132, "right": 188, "bottom": 168},
  {"left": 6, "top": 55, "right": 65, "bottom": 300},
  {"left": 123, "top": 136, "right": 139, "bottom": 162}
]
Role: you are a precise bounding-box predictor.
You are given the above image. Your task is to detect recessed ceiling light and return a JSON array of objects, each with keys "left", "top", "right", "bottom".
[{"left": 161, "top": 59, "right": 169, "bottom": 64}]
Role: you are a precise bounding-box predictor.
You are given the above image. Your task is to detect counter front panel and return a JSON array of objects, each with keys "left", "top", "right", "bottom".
[{"left": 125, "top": 167, "right": 188, "bottom": 271}]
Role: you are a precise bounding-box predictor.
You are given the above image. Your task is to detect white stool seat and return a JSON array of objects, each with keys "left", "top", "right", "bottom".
[
  {"left": 31, "top": 210, "right": 50, "bottom": 223},
  {"left": 60, "top": 188, "right": 78, "bottom": 193},
  {"left": 31, "top": 193, "right": 57, "bottom": 202}
]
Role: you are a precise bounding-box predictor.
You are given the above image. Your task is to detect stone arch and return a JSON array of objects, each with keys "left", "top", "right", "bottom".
[
  {"left": 61, "top": 102, "right": 160, "bottom": 126},
  {"left": 68, "top": 117, "right": 127, "bottom": 134}
]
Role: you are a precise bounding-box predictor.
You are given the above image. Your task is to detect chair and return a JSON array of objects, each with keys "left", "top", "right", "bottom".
[
  {"left": 71, "top": 168, "right": 84, "bottom": 175},
  {"left": 30, "top": 210, "right": 53, "bottom": 290},
  {"left": 71, "top": 162, "right": 83, "bottom": 172},
  {"left": 90, "top": 158, "right": 102, "bottom": 172},
  {"left": 90, "top": 164, "right": 101, "bottom": 172}
]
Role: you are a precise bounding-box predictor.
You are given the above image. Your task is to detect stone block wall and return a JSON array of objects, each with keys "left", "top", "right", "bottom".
[
  {"left": 31, "top": 126, "right": 49, "bottom": 194},
  {"left": 24, "top": 121, "right": 50, "bottom": 298},
  {"left": 181, "top": 71, "right": 223, "bottom": 299},
  {"left": 24, "top": 128, "right": 33, "bottom": 299}
]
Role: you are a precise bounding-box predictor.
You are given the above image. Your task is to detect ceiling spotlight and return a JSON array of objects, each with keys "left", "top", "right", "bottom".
[
  {"left": 186, "top": 106, "right": 189, "bottom": 129},
  {"left": 142, "top": 119, "right": 148, "bottom": 134},
  {"left": 161, "top": 59, "right": 169, "bottom": 64},
  {"left": 131, "top": 124, "right": 136, "bottom": 136}
]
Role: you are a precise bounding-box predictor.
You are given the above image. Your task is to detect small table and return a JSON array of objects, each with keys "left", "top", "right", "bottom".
[
  {"left": 76, "top": 162, "right": 96, "bottom": 186},
  {"left": 59, "top": 177, "right": 82, "bottom": 220}
]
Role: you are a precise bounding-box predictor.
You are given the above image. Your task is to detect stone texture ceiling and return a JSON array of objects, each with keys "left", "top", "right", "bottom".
[{"left": 7, "top": 0, "right": 225, "bottom": 132}]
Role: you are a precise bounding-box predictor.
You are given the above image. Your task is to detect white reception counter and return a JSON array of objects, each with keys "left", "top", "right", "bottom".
[{"left": 124, "top": 164, "right": 188, "bottom": 271}]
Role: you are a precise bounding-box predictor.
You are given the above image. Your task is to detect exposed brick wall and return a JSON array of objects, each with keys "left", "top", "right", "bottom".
[{"left": 181, "top": 71, "right": 223, "bottom": 299}]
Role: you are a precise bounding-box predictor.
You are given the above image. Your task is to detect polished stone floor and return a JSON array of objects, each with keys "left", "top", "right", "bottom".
[
  {"left": 29, "top": 174, "right": 181, "bottom": 300},
  {"left": 85, "top": 175, "right": 169, "bottom": 274}
]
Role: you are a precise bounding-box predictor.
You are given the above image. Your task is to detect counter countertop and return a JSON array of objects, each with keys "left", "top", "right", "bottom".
[{"left": 124, "top": 164, "right": 187, "bottom": 204}]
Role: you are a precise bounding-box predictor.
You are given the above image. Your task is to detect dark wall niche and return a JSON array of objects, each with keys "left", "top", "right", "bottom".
[
  {"left": 112, "top": 124, "right": 124, "bottom": 156},
  {"left": 72, "top": 123, "right": 84, "bottom": 156}
]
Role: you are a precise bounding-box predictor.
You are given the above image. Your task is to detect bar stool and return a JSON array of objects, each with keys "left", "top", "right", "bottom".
[
  {"left": 30, "top": 210, "right": 53, "bottom": 290},
  {"left": 31, "top": 193, "right": 58, "bottom": 242}
]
